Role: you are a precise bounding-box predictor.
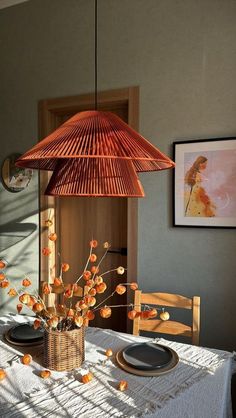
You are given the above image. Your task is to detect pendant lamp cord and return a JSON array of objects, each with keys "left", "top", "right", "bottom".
[{"left": 95, "top": 0, "right": 98, "bottom": 110}]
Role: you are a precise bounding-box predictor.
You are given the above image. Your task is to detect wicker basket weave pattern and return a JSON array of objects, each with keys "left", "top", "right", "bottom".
[{"left": 44, "top": 327, "right": 85, "bottom": 371}]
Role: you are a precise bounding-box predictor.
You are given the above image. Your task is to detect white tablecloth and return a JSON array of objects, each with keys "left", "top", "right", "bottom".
[{"left": 0, "top": 314, "right": 233, "bottom": 418}]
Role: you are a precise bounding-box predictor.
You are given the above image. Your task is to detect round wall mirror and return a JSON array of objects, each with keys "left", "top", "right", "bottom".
[{"left": 1, "top": 153, "right": 33, "bottom": 193}]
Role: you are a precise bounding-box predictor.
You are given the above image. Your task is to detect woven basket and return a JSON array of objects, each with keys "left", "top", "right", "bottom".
[{"left": 43, "top": 327, "right": 85, "bottom": 371}]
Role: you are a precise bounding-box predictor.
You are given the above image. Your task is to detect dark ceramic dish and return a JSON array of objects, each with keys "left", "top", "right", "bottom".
[
  {"left": 122, "top": 342, "right": 173, "bottom": 370},
  {"left": 8, "top": 324, "right": 44, "bottom": 343}
]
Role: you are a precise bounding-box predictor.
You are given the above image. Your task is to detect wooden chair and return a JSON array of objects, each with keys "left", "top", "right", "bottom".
[{"left": 133, "top": 290, "right": 200, "bottom": 345}]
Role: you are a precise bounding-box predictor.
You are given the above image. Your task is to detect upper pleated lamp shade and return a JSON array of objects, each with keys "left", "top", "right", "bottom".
[
  {"left": 16, "top": 110, "right": 175, "bottom": 197},
  {"left": 16, "top": 111, "right": 174, "bottom": 171}
]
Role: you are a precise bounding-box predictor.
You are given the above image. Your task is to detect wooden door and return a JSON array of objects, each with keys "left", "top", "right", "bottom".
[{"left": 39, "top": 87, "right": 139, "bottom": 333}]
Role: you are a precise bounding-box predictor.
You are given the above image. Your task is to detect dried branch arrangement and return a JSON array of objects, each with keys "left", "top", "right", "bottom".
[{"left": 0, "top": 218, "right": 170, "bottom": 331}]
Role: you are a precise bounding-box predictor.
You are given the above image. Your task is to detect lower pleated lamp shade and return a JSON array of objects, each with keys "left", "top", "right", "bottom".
[{"left": 45, "top": 157, "right": 145, "bottom": 197}]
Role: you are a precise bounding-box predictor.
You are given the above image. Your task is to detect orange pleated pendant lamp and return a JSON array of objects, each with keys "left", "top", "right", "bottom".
[
  {"left": 16, "top": 0, "right": 175, "bottom": 197},
  {"left": 16, "top": 110, "right": 174, "bottom": 197}
]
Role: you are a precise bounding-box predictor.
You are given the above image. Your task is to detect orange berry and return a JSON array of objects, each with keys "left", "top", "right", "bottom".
[
  {"left": 140, "top": 311, "right": 150, "bottom": 320},
  {"left": 105, "top": 349, "right": 113, "bottom": 357},
  {"left": 75, "top": 301, "right": 82, "bottom": 311},
  {"left": 130, "top": 282, "right": 138, "bottom": 291},
  {"left": 160, "top": 311, "right": 170, "bottom": 321},
  {"left": 84, "top": 295, "right": 96, "bottom": 307},
  {"left": 8, "top": 288, "right": 17, "bottom": 296},
  {"left": 19, "top": 293, "right": 30, "bottom": 304},
  {"left": 72, "top": 283, "right": 79, "bottom": 293},
  {"left": 103, "top": 242, "right": 110, "bottom": 249},
  {"left": 21, "top": 354, "right": 32, "bottom": 365},
  {"left": 61, "top": 263, "right": 70, "bottom": 272},
  {"left": 0, "top": 273, "right": 5, "bottom": 281},
  {"left": 64, "top": 288, "right": 73, "bottom": 298},
  {"left": 42, "top": 247, "right": 51, "bottom": 256},
  {"left": 0, "top": 260, "right": 6, "bottom": 269},
  {"left": 84, "top": 295, "right": 92, "bottom": 305},
  {"left": 118, "top": 380, "right": 128, "bottom": 391},
  {"left": 47, "top": 316, "right": 59, "bottom": 328},
  {"left": 96, "top": 282, "right": 107, "bottom": 294},
  {"left": 88, "top": 288, "right": 96, "bottom": 296},
  {"left": 89, "top": 254, "right": 97, "bottom": 263},
  {"left": 45, "top": 219, "right": 53, "bottom": 227},
  {"left": 115, "top": 285, "right": 126, "bottom": 295},
  {"left": 22, "top": 278, "right": 31, "bottom": 287},
  {"left": 33, "top": 302, "right": 44, "bottom": 313},
  {"left": 67, "top": 309, "right": 74, "bottom": 318},
  {"left": 51, "top": 316, "right": 59, "bottom": 327},
  {"left": 86, "top": 310, "right": 95, "bottom": 321},
  {"left": 100, "top": 306, "right": 112, "bottom": 319},
  {"left": 78, "top": 299, "right": 87, "bottom": 310},
  {"left": 127, "top": 309, "right": 137, "bottom": 320},
  {"left": 148, "top": 308, "right": 158, "bottom": 318},
  {"left": 89, "top": 296, "right": 96, "bottom": 307},
  {"left": 83, "top": 270, "right": 92, "bottom": 281},
  {"left": 117, "top": 266, "right": 125, "bottom": 275},
  {"left": 0, "top": 279, "right": 8, "bottom": 288},
  {"left": 90, "top": 240, "right": 98, "bottom": 248},
  {"left": 0, "top": 369, "right": 6, "bottom": 380},
  {"left": 40, "top": 370, "right": 51, "bottom": 379},
  {"left": 91, "top": 266, "right": 99, "bottom": 274},
  {"left": 33, "top": 319, "right": 41, "bottom": 330},
  {"left": 54, "top": 277, "right": 62, "bottom": 287},
  {"left": 86, "top": 279, "right": 95, "bottom": 288},
  {"left": 48, "top": 233, "right": 57, "bottom": 241},
  {"left": 42, "top": 283, "right": 52, "bottom": 295},
  {"left": 27, "top": 296, "right": 36, "bottom": 307},
  {"left": 94, "top": 275, "right": 103, "bottom": 285},
  {"left": 81, "top": 372, "right": 93, "bottom": 384},
  {"left": 17, "top": 303, "right": 23, "bottom": 313},
  {"left": 74, "top": 315, "right": 83, "bottom": 327},
  {"left": 83, "top": 317, "right": 89, "bottom": 327}
]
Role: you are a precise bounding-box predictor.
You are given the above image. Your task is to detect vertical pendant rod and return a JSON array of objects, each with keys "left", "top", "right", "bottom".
[{"left": 95, "top": 0, "right": 98, "bottom": 110}]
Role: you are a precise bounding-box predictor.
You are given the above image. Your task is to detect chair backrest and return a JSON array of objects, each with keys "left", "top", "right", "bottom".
[{"left": 133, "top": 290, "right": 200, "bottom": 345}]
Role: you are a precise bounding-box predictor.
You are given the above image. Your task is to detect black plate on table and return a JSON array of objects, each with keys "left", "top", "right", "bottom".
[
  {"left": 122, "top": 342, "right": 173, "bottom": 370},
  {"left": 8, "top": 324, "right": 44, "bottom": 344}
]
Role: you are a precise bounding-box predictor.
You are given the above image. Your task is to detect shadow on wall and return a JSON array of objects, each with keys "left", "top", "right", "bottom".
[
  {"left": 0, "top": 185, "right": 38, "bottom": 252},
  {"left": 0, "top": 225, "right": 38, "bottom": 270},
  {"left": 0, "top": 221, "right": 37, "bottom": 252}
]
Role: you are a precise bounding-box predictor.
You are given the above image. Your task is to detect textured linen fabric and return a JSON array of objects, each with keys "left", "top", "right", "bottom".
[{"left": 0, "top": 314, "right": 233, "bottom": 418}]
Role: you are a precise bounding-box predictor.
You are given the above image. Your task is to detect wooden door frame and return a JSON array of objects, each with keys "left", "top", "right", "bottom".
[{"left": 38, "top": 86, "right": 139, "bottom": 313}]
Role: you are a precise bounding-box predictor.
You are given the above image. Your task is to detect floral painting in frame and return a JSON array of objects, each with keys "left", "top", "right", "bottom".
[{"left": 173, "top": 137, "right": 236, "bottom": 227}]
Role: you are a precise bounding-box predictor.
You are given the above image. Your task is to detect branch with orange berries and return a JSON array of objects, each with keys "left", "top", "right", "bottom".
[{"left": 0, "top": 220, "right": 170, "bottom": 332}]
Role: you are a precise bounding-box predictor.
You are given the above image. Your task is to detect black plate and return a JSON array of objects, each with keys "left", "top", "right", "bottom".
[
  {"left": 122, "top": 342, "right": 173, "bottom": 370},
  {"left": 8, "top": 324, "right": 44, "bottom": 343}
]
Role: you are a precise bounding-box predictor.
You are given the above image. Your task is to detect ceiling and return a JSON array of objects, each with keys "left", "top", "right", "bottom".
[{"left": 0, "top": 0, "right": 29, "bottom": 10}]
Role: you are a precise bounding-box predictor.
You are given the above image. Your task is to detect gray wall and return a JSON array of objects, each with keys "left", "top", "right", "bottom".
[{"left": 0, "top": 0, "right": 236, "bottom": 350}]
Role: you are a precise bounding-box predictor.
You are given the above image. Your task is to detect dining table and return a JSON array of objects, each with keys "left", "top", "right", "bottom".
[{"left": 0, "top": 314, "right": 233, "bottom": 418}]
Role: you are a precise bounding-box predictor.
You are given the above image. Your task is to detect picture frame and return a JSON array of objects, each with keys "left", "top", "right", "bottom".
[{"left": 173, "top": 137, "right": 236, "bottom": 228}]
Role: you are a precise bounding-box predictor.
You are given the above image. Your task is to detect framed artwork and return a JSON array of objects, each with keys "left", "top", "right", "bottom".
[
  {"left": 1, "top": 153, "right": 33, "bottom": 193},
  {"left": 173, "top": 137, "right": 236, "bottom": 228}
]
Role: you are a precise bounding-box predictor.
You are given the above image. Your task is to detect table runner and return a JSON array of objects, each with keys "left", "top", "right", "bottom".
[{"left": 0, "top": 314, "right": 233, "bottom": 418}]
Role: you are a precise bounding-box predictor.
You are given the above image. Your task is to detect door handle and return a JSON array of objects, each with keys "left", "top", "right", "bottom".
[{"left": 107, "top": 247, "right": 127, "bottom": 256}]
